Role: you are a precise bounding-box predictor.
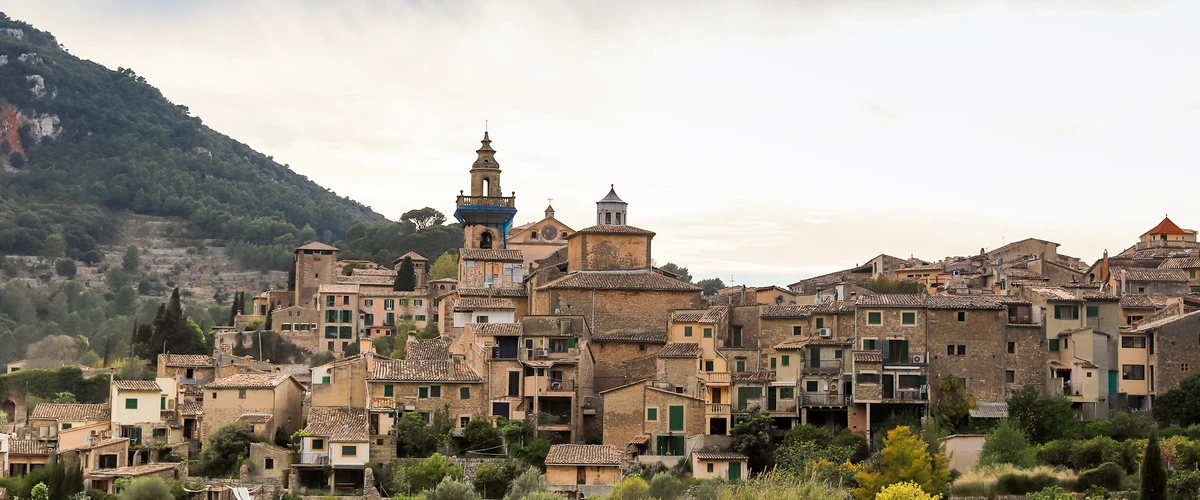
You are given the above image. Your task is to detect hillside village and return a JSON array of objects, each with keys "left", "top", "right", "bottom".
[{"left": 6, "top": 132, "right": 1200, "bottom": 499}]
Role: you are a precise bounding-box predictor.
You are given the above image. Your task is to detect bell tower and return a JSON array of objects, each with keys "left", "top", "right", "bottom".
[
  {"left": 596, "top": 184, "right": 628, "bottom": 226},
  {"left": 455, "top": 131, "right": 517, "bottom": 249}
]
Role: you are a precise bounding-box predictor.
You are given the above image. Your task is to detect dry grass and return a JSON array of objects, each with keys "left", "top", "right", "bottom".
[{"left": 952, "top": 464, "right": 1078, "bottom": 496}]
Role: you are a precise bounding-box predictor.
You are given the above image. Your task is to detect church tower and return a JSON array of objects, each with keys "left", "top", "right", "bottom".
[
  {"left": 596, "top": 184, "right": 628, "bottom": 226},
  {"left": 454, "top": 131, "right": 517, "bottom": 249}
]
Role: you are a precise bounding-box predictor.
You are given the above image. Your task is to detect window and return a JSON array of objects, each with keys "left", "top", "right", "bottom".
[
  {"left": 415, "top": 315, "right": 426, "bottom": 321},
  {"left": 1122, "top": 364, "right": 1146, "bottom": 380},
  {"left": 326, "top": 296, "right": 335, "bottom": 307},
  {"left": 415, "top": 299, "right": 423, "bottom": 306},
  {"left": 638, "top": 344, "right": 646, "bottom": 351},
  {"left": 328, "top": 341, "right": 334, "bottom": 351},
  {"left": 1184, "top": 364, "right": 1191, "bottom": 373},
  {"left": 430, "top": 385, "right": 442, "bottom": 398},
  {"left": 684, "top": 326, "right": 693, "bottom": 337},
  {"left": 1007, "top": 342, "right": 1016, "bottom": 354},
  {"left": 238, "top": 389, "right": 247, "bottom": 399},
  {"left": 154, "top": 428, "right": 167, "bottom": 438},
  {"left": 311, "top": 438, "right": 325, "bottom": 450},
  {"left": 834, "top": 349, "right": 843, "bottom": 359},
  {"left": 857, "top": 373, "right": 880, "bottom": 384},
  {"left": 477, "top": 316, "right": 489, "bottom": 323},
  {"left": 1122, "top": 336, "right": 1147, "bottom": 348},
  {"left": 815, "top": 318, "right": 825, "bottom": 329},
  {"left": 384, "top": 385, "right": 394, "bottom": 397},
  {"left": 1053, "top": 305, "right": 1079, "bottom": 320},
  {"left": 792, "top": 326, "right": 802, "bottom": 336},
  {"left": 1049, "top": 339, "right": 1060, "bottom": 352},
  {"left": 339, "top": 326, "right": 353, "bottom": 339},
  {"left": 862, "top": 339, "right": 879, "bottom": 350},
  {"left": 956, "top": 311, "right": 967, "bottom": 322},
  {"left": 212, "top": 392, "right": 217, "bottom": 399},
  {"left": 902, "top": 312, "right": 916, "bottom": 325},
  {"left": 460, "top": 387, "right": 470, "bottom": 399},
  {"left": 732, "top": 326, "right": 742, "bottom": 347},
  {"left": 384, "top": 299, "right": 395, "bottom": 311},
  {"left": 1191, "top": 270, "right": 1197, "bottom": 279},
  {"left": 707, "top": 463, "right": 714, "bottom": 473},
  {"left": 419, "top": 387, "right": 429, "bottom": 399},
  {"left": 386, "top": 313, "right": 395, "bottom": 325},
  {"left": 735, "top": 360, "right": 745, "bottom": 372},
  {"left": 956, "top": 345, "right": 967, "bottom": 356},
  {"left": 647, "top": 408, "right": 658, "bottom": 421},
  {"left": 322, "top": 375, "right": 330, "bottom": 384},
  {"left": 1006, "top": 370, "right": 1015, "bottom": 383},
  {"left": 325, "top": 326, "right": 337, "bottom": 338},
  {"left": 341, "top": 445, "right": 357, "bottom": 456},
  {"left": 703, "top": 328, "right": 713, "bottom": 338},
  {"left": 62, "top": 423, "right": 72, "bottom": 430},
  {"left": 340, "top": 310, "right": 352, "bottom": 323},
  {"left": 705, "top": 360, "right": 714, "bottom": 372},
  {"left": 898, "top": 375, "right": 922, "bottom": 388},
  {"left": 867, "top": 312, "right": 882, "bottom": 325},
  {"left": 1138, "top": 287, "right": 1146, "bottom": 294},
  {"left": 99, "top": 454, "right": 118, "bottom": 469},
  {"left": 806, "top": 380, "right": 818, "bottom": 392},
  {"left": 265, "top": 458, "right": 274, "bottom": 470},
  {"left": 161, "top": 396, "right": 166, "bottom": 410},
  {"left": 781, "top": 355, "right": 790, "bottom": 367},
  {"left": 770, "top": 358, "right": 777, "bottom": 369},
  {"left": 779, "top": 387, "right": 794, "bottom": 399},
  {"left": 125, "top": 398, "right": 137, "bottom": 410},
  {"left": 343, "top": 296, "right": 350, "bottom": 305},
  {"left": 1086, "top": 306, "right": 1099, "bottom": 318}
]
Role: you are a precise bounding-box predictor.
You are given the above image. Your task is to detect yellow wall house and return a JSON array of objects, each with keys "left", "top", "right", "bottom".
[
  {"left": 28, "top": 403, "right": 111, "bottom": 448},
  {"left": 545, "top": 444, "right": 624, "bottom": 498},
  {"left": 201, "top": 373, "right": 305, "bottom": 445},
  {"left": 690, "top": 451, "right": 747, "bottom": 481},
  {"left": 294, "top": 407, "right": 370, "bottom": 494},
  {"left": 109, "top": 380, "right": 171, "bottom": 449}
]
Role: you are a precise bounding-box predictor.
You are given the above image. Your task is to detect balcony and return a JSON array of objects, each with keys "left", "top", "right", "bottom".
[
  {"left": 297, "top": 452, "right": 330, "bottom": 466},
  {"left": 457, "top": 195, "right": 516, "bottom": 208},
  {"left": 536, "top": 413, "right": 571, "bottom": 428},
  {"left": 526, "top": 377, "right": 576, "bottom": 395},
  {"left": 802, "top": 360, "right": 844, "bottom": 375},
  {"left": 882, "top": 388, "right": 927, "bottom": 402},
  {"left": 800, "top": 392, "right": 849, "bottom": 407},
  {"left": 701, "top": 372, "right": 731, "bottom": 386},
  {"left": 706, "top": 403, "right": 732, "bottom": 415}
]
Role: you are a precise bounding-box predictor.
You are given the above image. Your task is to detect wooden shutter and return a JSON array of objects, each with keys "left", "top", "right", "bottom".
[{"left": 668, "top": 406, "right": 684, "bottom": 431}]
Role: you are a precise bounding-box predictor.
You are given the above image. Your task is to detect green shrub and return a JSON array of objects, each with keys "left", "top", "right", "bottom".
[
  {"left": 1077, "top": 462, "right": 1125, "bottom": 492},
  {"left": 995, "top": 472, "right": 1059, "bottom": 495},
  {"left": 1166, "top": 469, "right": 1200, "bottom": 500},
  {"left": 1038, "top": 440, "right": 1077, "bottom": 469},
  {"left": 1027, "top": 486, "right": 1075, "bottom": 500},
  {"left": 1086, "top": 420, "right": 1117, "bottom": 439},
  {"left": 647, "top": 472, "right": 684, "bottom": 500}
]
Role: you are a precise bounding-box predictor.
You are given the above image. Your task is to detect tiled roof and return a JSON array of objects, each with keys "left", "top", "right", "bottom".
[
  {"left": 62, "top": 437, "right": 127, "bottom": 452},
  {"left": 854, "top": 351, "right": 882, "bottom": 363},
  {"left": 970, "top": 402, "right": 1008, "bottom": 419},
  {"left": 1144, "top": 216, "right": 1187, "bottom": 236},
  {"left": 159, "top": 354, "right": 214, "bottom": 367},
  {"left": 296, "top": 241, "right": 339, "bottom": 251},
  {"left": 692, "top": 452, "right": 748, "bottom": 461},
  {"left": 90, "top": 463, "right": 178, "bottom": 478},
  {"left": 658, "top": 343, "right": 701, "bottom": 358},
  {"left": 318, "top": 284, "right": 361, "bottom": 294},
  {"left": 899, "top": 263, "right": 945, "bottom": 273},
  {"left": 671, "top": 308, "right": 727, "bottom": 324},
  {"left": 9, "top": 439, "right": 52, "bottom": 455},
  {"left": 204, "top": 373, "right": 294, "bottom": 389},
  {"left": 1132, "top": 310, "right": 1200, "bottom": 332},
  {"left": 1075, "top": 360, "right": 1099, "bottom": 369},
  {"left": 460, "top": 248, "right": 524, "bottom": 262},
  {"left": 1121, "top": 296, "right": 1172, "bottom": 310},
  {"left": 572, "top": 224, "right": 655, "bottom": 236},
  {"left": 113, "top": 380, "right": 162, "bottom": 392},
  {"left": 1159, "top": 257, "right": 1200, "bottom": 270},
  {"left": 430, "top": 278, "right": 458, "bottom": 283},
  {"left": 239, "top": 413, "right": 274, "bottom": 424},
  {"left": 369, "top": 397, "right": 397, "bottom": 410},
  {"left": 304, "top": 407, "right": 369, "bottom": 441},
  {"left": 545, "top": 444, "right": 624, "bottom": 466},
  {"left": 732, "top": 371, "right": 776, "bottom": 382},
  {"left": 1113, "top": 268, "right": 1189, "bottom": 283},
  {"left": 815, "top": 300, "right": 858, "bottom": 313},
  {"left": 458, "top": 287, "right": 528, "bottom": 297},
  {"left": 1002, "top": 268, "right": 1047, "bottom": 280},
  {"left": 856, "top": 294, "right": 925, "bottom": 308},
  {"left": 30, "top": 403, "right": 109, "bottom": 422},
  {"left": 536, "top": 271, "right": 700, "bottom": 291},
  {"left": 591, "top": 331, "right": 667, "bottom": 343},
  {"left": 454, "top": 297, "right": 515, "bottom": 310},
  {"left": 1083, "top": 292, "right": 1120, "bottom": 302},
  {"left": 466, "top": 323, "right": 524, "bottom": 336},
  {"left": 406, "top": 339, "right": 450, "bottom": 361},
  {"left": 392, "top": 251, "right": 428, "bottom": 264},
  {"left": 926, "top": 295, "right": 1007, "bottom": 310},
  {"left": 1025, "top": 285, "right": 1084, "bottom": 302},
  {"left": 760, "top": 305, "right": 817, "bottom": 319},
  {"left": 179, "top": 401, "right": 204, "bottom": 416},
  {"left": 370, "top": 359, "right": 482, "bottom": 382}
]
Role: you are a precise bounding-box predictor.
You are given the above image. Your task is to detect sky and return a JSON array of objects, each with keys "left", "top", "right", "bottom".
[{"left": 8, "top": 1, "right": 1200, "bottom": 286}]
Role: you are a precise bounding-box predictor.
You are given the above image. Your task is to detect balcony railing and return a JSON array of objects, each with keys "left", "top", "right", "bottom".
[
  {"left": 883, "top": 388, "right": 927, "bottom": 401},
  {"left": 546, "top": 379, "right": 575, "bottom": 392},
  {"left": 802, "top": 360, "right": 844, "bottom": 375},
  {"left": 800, "top": 392, "right": 849, "bottom": 406},
  {"left": 706, "top": 403, "right": 732, "bottom": 415},
  {"left": 537, "top": 413, "right": 571, "bottom": 427},
  {"left": 702, "top": 372, "right": 731, "bottom": 385},
  {"left": 297, "top": 452, "right": 330, "bottom": 465},
  {"left": 457, "top": 195, "right": 516, "bottom": 207}
]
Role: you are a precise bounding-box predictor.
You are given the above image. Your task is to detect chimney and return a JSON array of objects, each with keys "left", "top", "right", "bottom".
[{"left": 1120, "top": 268, "right": 1128, "bottom": 296}]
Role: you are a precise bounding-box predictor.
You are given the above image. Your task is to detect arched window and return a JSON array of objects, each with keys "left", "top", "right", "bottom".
[
  {"left": 480, "top": 231, "right": 493, "bottom": 249},
  {"left": 482, "top": 178, "right": 490, "bottom": 196}
]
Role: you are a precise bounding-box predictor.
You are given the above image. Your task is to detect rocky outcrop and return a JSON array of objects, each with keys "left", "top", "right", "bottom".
[
  {"left": 17, "top": 53, "right": 41, "bottom": 65},
  {"left": 1, "top": 28, "right": 23, "bottom": 40},
  {"left": 26, "top": 75, "right": 46, "bottom": 98},
  {"left": 0, "top": 104, "right": 63, "bottom": 168},
  {"left": 0, "top": 55, "right": 7, "bottom": 66}
]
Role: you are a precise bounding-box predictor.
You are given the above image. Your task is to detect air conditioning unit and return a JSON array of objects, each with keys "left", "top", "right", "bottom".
[
  {"left": 911, "top": 355, "right": 925, "bottom": 364},
  {"left": 817, "top": 328, "right": 832, "bottom": 338},
  {"left": 536, "top": 349, "right": 549, "bottom": 358},
  {"left": 550, "top": 382, "right": 562, "bottom": 391}
]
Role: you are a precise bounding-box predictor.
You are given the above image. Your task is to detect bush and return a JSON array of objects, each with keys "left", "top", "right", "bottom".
[
  {"left": 118, "top": 477, "right": 171, "bottom": 500},
  {"left": 610, "top": 476, "right": 650, "bottom": 500},
  {"left": 473, "top": 462, "right": 520, "bottom": 499},
  {"left": 425, "top": 477, "right": 481, "bottom": 500},
  {"left": 831, "top": 429, "right": 870, "bottom": 462},
  {"left": 693, "top": 482, "right": 718, "bottom": 500},
  {"left": 1086, "top": 420, "right": 1117, "bottom": 439},
  {"left": 502, "top": 467, "right": 547, "bottom": 500},
  {"left": 55, "top": 259, "right": 76, "bottom": 278},
  {"left": 1027, "top": 486, "right": 1075, "bottom": 500},
  {"left": 647, "top": 472, "right": 684, "bottom": 500},
  {"left": 875, "top": 481, "right": 942, "bottom": 500},
  {"left": 976, "top": 419, "right": 1036, "bottom": 469},
  {"left": 1166, "top": 469, "right": 1200, "bottom": 500},
  {"left": 1076, "top": 462, "right": 1125, "bottom": 492},
  {"left": 995, "top": 473, "right": 1060, "bottom": 495},
  {"left": 782, "top": 424, "right": 832, "bottom": 448},
  {"left": 195, "top": 422, "right": 261, "bottom": 477}
]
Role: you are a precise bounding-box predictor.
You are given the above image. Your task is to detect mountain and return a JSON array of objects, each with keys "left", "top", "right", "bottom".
[{"left": 0, "top": 13, "right": 387, "bottom": 265}]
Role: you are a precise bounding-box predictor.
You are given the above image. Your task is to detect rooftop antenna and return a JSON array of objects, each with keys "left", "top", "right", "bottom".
[{"left": 485, "top": 119, "right": 488, "bottom": 133}]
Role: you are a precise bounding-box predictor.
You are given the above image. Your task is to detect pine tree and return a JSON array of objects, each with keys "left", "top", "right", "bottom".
[
  {"left": 395, "top": 256, "right": 416, "bottom": 291},
  {"left": 1141, "top": 433, "right": 1167, "bottom": 500}
]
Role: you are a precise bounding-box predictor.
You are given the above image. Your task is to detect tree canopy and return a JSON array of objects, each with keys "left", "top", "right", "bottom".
[{"left": 395, "top": 256, "right": 416, "bottom": 291}]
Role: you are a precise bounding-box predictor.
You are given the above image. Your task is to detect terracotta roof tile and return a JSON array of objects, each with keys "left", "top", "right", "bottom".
[
  {"left": 457, "top": 287, "right": 528, "bottom": 297},
  {"left": 304, "top": 407, "right": 368, "bottom": 441},
  {"left": 1113, "top": 267, "right": 1189, "bottom": 283},
  {"left": 545, "top": 444, "right": 624, "bottom": 466},
  {"left": 692, "top": 452, "right": 748, "bottom": 461},
  {"left": 454, "top": 298, "right": 515, "bottom": 310},
  {"left": 760, "top": 305, "right": 817, "bottom": 319},
  {"left": 465, "top": 323, "right": 524, "bottom": 336},
  {"left": 732, "top": 371, "right": 776, "bottom": 382},
  {"left": 854, "top": 351, "right": 882, "bottom": 363},
  {"left": 179, "top": 401, "right": 204, "bottom": 416},
  {"left": 113, "top": 380, "right": 162, "bottom": 392},
  {"left": 30, "top": 403, "right": 109, "bottom": 422},
  {"left": 1002, "top": 268, "right": 1047, "bottom": 280},
  {"left": 1121, "top": 296, "right": 1172, "bottom": 310},
  {"left": 239, "top": 413, "right": 273, "bottom": 424},
  {"left": 336, "top": 274, "right": 394, "bottom": 285},
  {"left": 391, "top": 251, "right": 428, "bottom": 264},
  {"left": 204, "top": 373, "right": 294, "bottom": 389},
  {"left": 296, "top": 241, "right": 339, "bottom": 251},
  {"left": 658, "top": 343, "right": 702, "bottom": 358},
  {"left": 775, "top": 338, "right": 852, "bottom": 349},
  {"left": 406, "top": 339, "right": 450, "bottom": 361},
  {"left": 318, "top": 284, "right": 361, "bottom": 294},
  {"left": 1144, "top": 216, "right": 1187, "bottom": 236},
  {"left": 370, "top": 359, "right": 482, "bottom": 382},
  {"left": 1160, "top": 257, "right": 1200, "bottom": 270},
  {"left": 62, "top": 437, "right": 128, "bottom": 452},
  {"left": 460, "top": 248, "right": 524, "bottom": 262},
  {"left": 857, "top": 294, "right": 925, "bottom": 308},
  {"left": 1025, "top": 285, "right": 1084, "bottom": 302},
  {"left": 926, "top": 295, "right": 1007, "bottom": 310},
  {"left": 9, "top": 439, "right": 52, "bottom": 455},
  {"left": 537, "top": 271, "right": 700, "bottom": 291},
  {"left": 591, "top": 331, "right": 667, "bottom": 344},
  {"left": 158, "top": 354, "right": 215, "bottom": 368},
  {"left": 89, "top": 463, "right": 178, "bottom": 478},
  {"left": 572, "top": 225, "right": 655, "bottom": 236}
]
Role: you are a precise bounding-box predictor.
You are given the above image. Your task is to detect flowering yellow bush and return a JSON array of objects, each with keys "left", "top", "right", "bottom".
[{"left": 874, "top": 481, "right": 942, "bottom": 500}]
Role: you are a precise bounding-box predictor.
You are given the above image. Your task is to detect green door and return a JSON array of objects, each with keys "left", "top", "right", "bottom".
[
  {"left": 1108, "top": 371, "right": 1119, "bottom": 395},
  {"left": 668, "top": 406, "right": 684, "bottom": 431},
  {"left": 656, "top": 436, "right": 666, "bottom": 455},
  {"left": 729, "top": 461, "right": 741, "bottom": 480},
  {"left": 130, "top": 426, "right": 142, "bottom": 446},
  {"left": 810, "top": 347, "right": 820, "bottom": 368}
]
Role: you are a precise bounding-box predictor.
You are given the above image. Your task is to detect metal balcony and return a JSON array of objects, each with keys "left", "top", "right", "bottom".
[
  {"left": 802, "top": 359, "right": 844, "bottom": 375},
  {"left": 457, "top": 195, "right": 516, "bottom": 207},
  {"left": 297, "top": 452, "right": 330, "bottom": 465}
]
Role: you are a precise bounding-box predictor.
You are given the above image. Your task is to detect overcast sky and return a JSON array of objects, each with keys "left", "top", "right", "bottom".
[{"left": 8, "top": 1, "right": 1200, "bottom": 286}]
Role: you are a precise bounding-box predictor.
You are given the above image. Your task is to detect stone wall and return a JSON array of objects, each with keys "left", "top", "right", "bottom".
[
  {"left": 927, "top": 309, "right": 1008, "bottom": 404},
  {"left": 591, "top": 343, "right": 661, "bottom": 393},
  {"left": 540, "top": 289, "right": 700, "bottom": 337}
]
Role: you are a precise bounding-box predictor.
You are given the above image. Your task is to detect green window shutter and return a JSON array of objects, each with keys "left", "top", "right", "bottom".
[
  {"left": 834, "top": 349, "right": 843, "bottom": 359},
  {"left": 703, "top": 328, "right": 712, "bottom": 338},
  {"left": 668, "top": 406, "right": 684, "bottom": 431},
  {"left": 882, "top": 340, "right": 891, "bottom": 361},
  {"left": 419, "top": 387, "right": 429, "bottom": 399},
  {"left": 312, "top": 438, "right": 324, "bottom": 450},
  {"left": 770, "top": 358, "right": 776, "bottom": 369},
  {"left": 902, "top": 312, "right": 915, "bottom": 324},
  {"left": 900, "top": 341, "right": 909, "bottom": 363},
  {"left": 1049, "top": 339, "right": 1060, "bottom": 352},
  {"left": 735, "top": 360, "right": 744, "bottom": 372},
  {"left": 125, "top": 398, "right": 137, "bottom": 410},
  {"left": 342, "top": 445, "right": 356, "bottom": 456},
  {"left": 647, "top": 408, "right": 657, "bottom": 421},
  {"left": 384, "top": 385, "right": 393, "bottom": 397},
  {"left": 130, "top": 426, "right": 142, "bottom": 446},
  {"left": 732, "top": 328, "right": 742, "bottom": 347},
  {"left": 460, "top": 387, "right": 470, "bottom": 400},
  {"left": 322, "top": 376, "right": 330, "bottom": 384},
  {"left": 1086, "top": 306, "right": 1099, "bottom": 318},
  {"left": 868, "top": 312, "right": 881, "bottom": 324},
  {"left": 326, "top": 296, "right": 334, "bottom": 307},
  {"left": 508, "top": 372, "right": 521, "bottom": 397},
  {"left": 815, "top": 318, "right": 824, "bottom": 329},
  {"left": 684, "top": 326, "right": 692, "bottom": 337},
  {"left": 918, "top": 375, "right": 927, "bottom": 386},
  {"left": 1108, "top": 371, "right": 1118, "bottom": 395},
  {"left": 806, "top": 380, "right": 818, "bottom": 392},
  {"left": 781, "top": 387, "right": 794, "bottom": 399},
  {"left": 568, "top": 338, "right": 577, "bottom": 349},
  {"left": 62, "top": 423, "right": 72, "bottom": 430},
  {"left": 160, "top": 396, "right": 166, "bottom": 410},
  {"left": 782, "top": 355, "right": 790, "bottom": 367},
  {"left": 856, "top": 373, "right": 863, "bottom": 383},
  {"left": 1054, "top": 306, "right": 1062, "bottom": 319},
  {"left": 1072, "top": 306, "right": 1080, "bottom": 319},
  {"left": 656, "top": 436, "right": 666, "bottom": 455}
]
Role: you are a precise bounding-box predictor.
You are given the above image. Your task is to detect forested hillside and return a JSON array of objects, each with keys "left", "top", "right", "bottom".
[{"left": 0, "top": 13, "right": 386, "bottom": 264}]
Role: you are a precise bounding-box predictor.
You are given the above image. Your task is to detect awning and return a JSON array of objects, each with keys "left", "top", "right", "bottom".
[{"left": 630, "top": 435, "right": 650, "bottom": 445}]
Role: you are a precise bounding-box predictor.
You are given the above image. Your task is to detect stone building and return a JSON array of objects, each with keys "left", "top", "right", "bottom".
[
  {"left": 508, "top": 204, "right": 575, "bottom": 269},
  {"left": 1127, "top": 310, "right": 1200, "bottom": 412},
  {"left": 201, "top": 373, "right": 305, "bottom": 445},
  {"left": 600, "top": 380, "right": 705, "bottom": 458},
  {"left": 28, "top": 403, "right": 110, "bottom": 449},
  {"left": 294, "top": 407, "right": 370, "bottom": 492},
  {"left": 367, "top": 357, "right": 485, "bottom": 437},
  {"left": 294, "top": 241, "right": 340, "bottom": 309},
  {"left": 1107, "top": 267, "right": 1189, "bottom": 297},
  {"left": 545, "top": 444, "right": 623, "bottom": 498}
]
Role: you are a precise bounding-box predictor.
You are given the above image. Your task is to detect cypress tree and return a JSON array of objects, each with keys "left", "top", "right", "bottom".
[
  {"left": 265, "top": 302, "right": 274, "bottom": 330},
  {"left": 229, "top": 291, "right": 239, "bottom": 324},
  {"left": 395, "top": 256, "right": 416, "bottom": 291},
  {"left": 287, "top": 256, "right": 297, "bottom": 291},
  {"left": 1142, "top": 433, "right": 1167, "bottom": 500}
]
